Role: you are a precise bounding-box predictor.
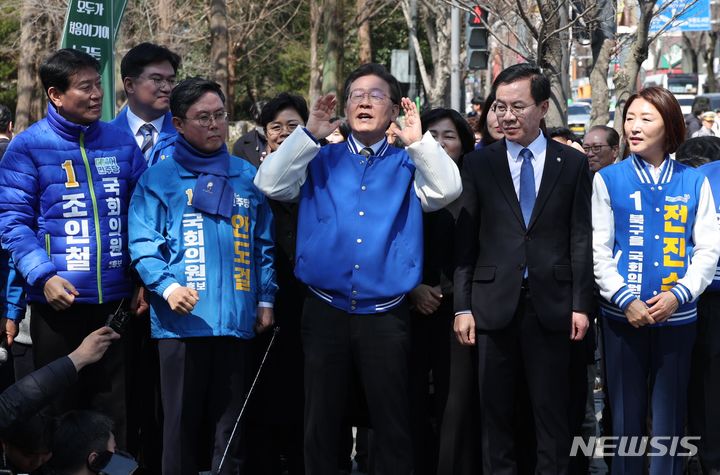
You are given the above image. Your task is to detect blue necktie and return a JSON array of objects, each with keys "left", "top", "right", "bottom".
[
  {"left": 519, "top": 148, "right": 535, "bottom": 227},
  {"left": 139, "top": 123, "right": 155, "bottom": 158}
]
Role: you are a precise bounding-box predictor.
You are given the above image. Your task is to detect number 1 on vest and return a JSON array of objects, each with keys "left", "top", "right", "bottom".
[{"left": 62, "top": 160, "right": 80, "bottom": 188}]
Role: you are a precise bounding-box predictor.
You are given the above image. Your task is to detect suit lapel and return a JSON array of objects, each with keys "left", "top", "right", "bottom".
[
  {"left": 528, "top": 140, "right": 564, "bottom": 230},
  {"left": 487, "top": 141, "right": 525, "bottom": 227}
]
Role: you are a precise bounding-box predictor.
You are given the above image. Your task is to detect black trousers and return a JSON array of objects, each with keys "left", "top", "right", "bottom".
[
  {"left": 476, "top": 288, "right": 572, "bottom": 475},
  {"left": 158, "top": 336, "right": 249, "bottom": 475},
  {"left": 409, "top": 298, "right": 452, "bottom": 475},
  {"left": 126, "top": 315, "right": 162, "bottom": 471},
  {"left": 437, "top": 315, "right": 480, "bottom": 475},
  {"left": 302, "top": 295, "right": 412, "bottom": 475},
  {"left": 30, "top": 301, "right": 128, "bottom": 448},
  {"left": 689, "top": 292, "right": 720, "bottom": 473}
]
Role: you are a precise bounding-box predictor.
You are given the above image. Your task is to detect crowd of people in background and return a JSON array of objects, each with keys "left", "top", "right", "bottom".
[{"left": 0, "top": 42, "right": 719, "bottom": 475}]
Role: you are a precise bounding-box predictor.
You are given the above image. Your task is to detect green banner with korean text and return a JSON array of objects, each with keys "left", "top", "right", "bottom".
[{"left": 60, "top": 0, "right": 126, "bottom": 121}]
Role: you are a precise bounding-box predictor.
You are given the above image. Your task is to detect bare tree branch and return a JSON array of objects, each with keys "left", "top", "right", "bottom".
[{"left": 647, "top": 0, "right": 700, "bottom": 44}]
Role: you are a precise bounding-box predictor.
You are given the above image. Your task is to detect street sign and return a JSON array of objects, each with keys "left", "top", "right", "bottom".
[{"left": 649, "top": 0, "right": 711, "bottom": 33}]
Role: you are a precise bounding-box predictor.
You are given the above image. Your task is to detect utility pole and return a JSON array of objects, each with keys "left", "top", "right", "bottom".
[{"left": 451, "top": 6, "right": 461, "bottom": 111}]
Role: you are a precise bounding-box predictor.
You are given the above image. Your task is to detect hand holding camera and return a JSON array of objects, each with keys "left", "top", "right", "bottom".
[{"left": 68, "top": 326, "right": 121, "bottom": 371}]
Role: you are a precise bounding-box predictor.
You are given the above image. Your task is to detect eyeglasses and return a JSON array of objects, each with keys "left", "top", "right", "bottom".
[
  {"left": 186, "top": 111, "right": 228, "bottom": 127},
  {"left": 582, "top": 144, "right": 612, "bottom": 154},
  {"left": 492, "top": 102, "right": 536, "bottom": 118},
  {"left": 138, "top": 75, "right": 176, "bottom": 89},
  {"left": 348, "top": 89, "right": 390, "bottom": 105},
  {"left": 266, "top": 121, "right": 301, "bottom": 135}
]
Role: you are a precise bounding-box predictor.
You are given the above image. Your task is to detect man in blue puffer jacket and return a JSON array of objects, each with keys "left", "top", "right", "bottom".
[{"left": 0, "top": 48, "right": 147, "bottom": 449}]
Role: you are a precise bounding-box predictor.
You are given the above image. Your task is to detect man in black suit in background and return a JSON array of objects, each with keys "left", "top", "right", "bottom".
[{"left": 453, "top": 63, "right": 593, "bottom": 474}]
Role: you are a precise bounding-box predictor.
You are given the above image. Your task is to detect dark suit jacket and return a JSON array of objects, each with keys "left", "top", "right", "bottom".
[
  {"left": 232, "top": 128, "right": 266, "bottom": 165},
  {"left": 454, "top": 138, "right": 593, "bottom": 332}
]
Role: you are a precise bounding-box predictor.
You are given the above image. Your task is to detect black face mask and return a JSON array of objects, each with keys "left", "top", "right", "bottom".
[{"left": 87, "top": 451, "right": 138, "bottom": 475}]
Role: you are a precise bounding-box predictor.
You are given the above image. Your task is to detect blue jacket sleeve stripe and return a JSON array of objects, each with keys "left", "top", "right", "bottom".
[
  {"left": 670, "top": 283, "right": 692, "bottom": 305},
  {"left": 612, "top": 286, "right": 636, "bottom": 311}
]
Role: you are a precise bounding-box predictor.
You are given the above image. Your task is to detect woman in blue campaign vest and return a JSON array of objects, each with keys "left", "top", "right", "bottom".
[
  {"left": 129, "top": 78, "right": 276, "bottom": 474},
  {"left": 592, "top": 86, "right": 720, "bottom": 474}
]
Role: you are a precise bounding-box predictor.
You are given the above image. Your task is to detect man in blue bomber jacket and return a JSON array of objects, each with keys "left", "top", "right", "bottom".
[
  {"left": 0, "top": 49, "right": 147, "bottom": 449},
  {"left": 255, "top": 63, "right": 462, "bottom": 474},
  {"left": 129, "top": 77, "right": 276, "bottom": 475}
]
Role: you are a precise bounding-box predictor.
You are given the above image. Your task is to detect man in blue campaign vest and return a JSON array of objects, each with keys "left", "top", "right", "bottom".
[
  {"left": 129, "top": 77, "right": 276, "bottom": 475},
  {"left": 111, "top": 42, "right": 180, "bottom": 166},
  {"left": 254, "top": 63, "right": 462, "bottom": 474},
  {"left": 0, "top": 48, "right": 147, "bottom": 449}
]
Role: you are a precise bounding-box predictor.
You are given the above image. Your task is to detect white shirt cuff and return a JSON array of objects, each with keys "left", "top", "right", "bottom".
[
  {"left": 162, "top": 283, "right": 181, "bottom": 301},
  {"left": 258, "top": 301, "right": 274, "bottom": 308}
]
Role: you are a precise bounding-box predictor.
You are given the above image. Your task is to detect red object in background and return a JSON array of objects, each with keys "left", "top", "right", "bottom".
[{"left": 469, "top": 6, "right": 484, "bottom": 25}]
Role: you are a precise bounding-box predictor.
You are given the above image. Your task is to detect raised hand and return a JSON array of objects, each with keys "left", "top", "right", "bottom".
[
  {"left": 306, "top": 94, "right": 342, "bottom": 139},
  {"left": 393, "top": 98, "right": 422, "bottom": 146}
]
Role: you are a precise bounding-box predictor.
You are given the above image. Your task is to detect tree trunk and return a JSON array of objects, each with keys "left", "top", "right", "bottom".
[
  {"left": 157, "top": 0, "right": 173, "bottom": 46},
  {"left": 309, "top": 0, "right": 323, "bottom": 103},
  {"left": 589, "top": 39, "right": 614, "bottom": 128},
  {"left": 209, "top": 0, "right": 229, "bottom": 98},
  {"left": 538, "top": 1, "right": 567, "bottom": 127},
  {"left": 704, "top": 32, "right": 718, "bottom": 93},
  {"left": 613, "top": 0, "right": 654, "bottom": 133},
  {"left": 357, "top": 0, "right": 372, "bottom": 64},
  {"left": 227, "top": 51, "right": 236, "bottom": 118},
  {"left": 322, "top": 0, "right": 344, "bottom": 100},
  {"left": 682, "top": 33, "right": 699, "bottom": 74},
  {"left": 15, "top": 0, "right": 38, "bottom": 131},
  {"left": 400, "top": 0, "right": 451, "bottom": 108}
]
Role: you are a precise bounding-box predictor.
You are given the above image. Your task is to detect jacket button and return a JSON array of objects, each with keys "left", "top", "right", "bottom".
[{"left": 524, "top": 235, "right": 530, "bottom": 241}]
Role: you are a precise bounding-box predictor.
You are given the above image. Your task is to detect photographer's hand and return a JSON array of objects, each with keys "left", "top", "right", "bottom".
[
  {"left": 0, "top": 317, "right": 18, "bottom": 346},
  {"left": 68, "top": 326, "right": 120, "bottom": 371}
]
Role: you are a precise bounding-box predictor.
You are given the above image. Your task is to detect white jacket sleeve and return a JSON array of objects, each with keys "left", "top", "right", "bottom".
[
  {"left": 410, "top": 131, "right": 463, "bottom": 212},
  {"left": 253, "top": 127, "right": 321, "bottom": 202},
  {"left": 592, "top": 173, "right": 632, "bottom": 306},
  {"left": 673, "top": 178, "right": 720, "bottom": 303}
]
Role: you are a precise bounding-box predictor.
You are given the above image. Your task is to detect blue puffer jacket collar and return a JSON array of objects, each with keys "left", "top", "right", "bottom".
[{"left": 45, "top": 103, "right": 101, "bottom": 142}]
